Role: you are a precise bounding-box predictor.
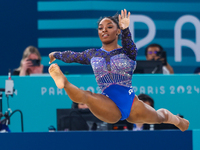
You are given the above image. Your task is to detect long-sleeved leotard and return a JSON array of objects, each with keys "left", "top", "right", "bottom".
[{"left": 54, "top": 27, "right": 138, "bottom": 93}]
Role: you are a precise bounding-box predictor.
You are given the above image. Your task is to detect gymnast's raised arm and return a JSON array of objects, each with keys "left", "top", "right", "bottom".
[{"left": 119, "top": 9, "right": 138, "bottom": 60}]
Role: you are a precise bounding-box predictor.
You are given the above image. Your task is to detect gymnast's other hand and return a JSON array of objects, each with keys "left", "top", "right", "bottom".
[
  {"left": 118, "top": 9, "right": 130, "bottom": 30},
  {"left": 49, "top": 52, "right": 56, "bottom": 64}
]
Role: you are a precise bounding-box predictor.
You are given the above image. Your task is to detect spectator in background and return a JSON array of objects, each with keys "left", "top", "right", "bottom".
[
  {"left": 145, "top": 43, "right": 174, "bottom": 74},
  {"left": 13, "top": 46, "right": 43, "bottom": 76},
  {"left": 133, "top": 94, "right": 154, "bottom": 131},
  {"left": 133, "top": 93, "right": 179, "bottom": 131},
  {"left": 194, "top": 67, "right": 200, "bottom": 75},
  {"left": 71, "top": 102, "right": 89, "bottom": 109}
]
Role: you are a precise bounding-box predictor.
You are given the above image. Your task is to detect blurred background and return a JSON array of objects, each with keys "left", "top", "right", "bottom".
[
  {"left": 0, "top": 0, "right": 200, "bottom": 149},
  {"left": 0, "top": 0, "right": 199, "bottom": 75}
]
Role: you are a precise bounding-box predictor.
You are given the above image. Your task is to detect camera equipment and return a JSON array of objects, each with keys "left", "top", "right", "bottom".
[
  {"left": 156, "top": 51, "right": 166, "bottom": 58},
  {"left": 28, "top": 59, "right": 40, "bottom": 66},
  {"left": 0, "top": 70, "right": 24, "bottom": 132},
  {"left": 156, "top": 51, "right": 167, "bottom": 66},
  {"left": 5, "top": 69, "right": 14, "bottom": 96},
  {"left": 134, "top": 60, "right": 163, "bottom": 74},
  {"left": 5, "top": 80, "right": 14, "bottom": 96},
  {"left": 57, "top": 109, "right": 105, "bottom": 131}
]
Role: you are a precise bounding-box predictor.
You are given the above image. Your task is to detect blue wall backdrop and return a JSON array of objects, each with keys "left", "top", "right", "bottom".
[{"left": 0, "top": 0, "right": 200, "bottom": 75}]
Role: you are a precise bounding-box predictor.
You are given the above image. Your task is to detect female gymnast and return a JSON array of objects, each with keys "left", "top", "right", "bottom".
[{"left": 48, "top": 9, "right": 189, "bottom": 131}]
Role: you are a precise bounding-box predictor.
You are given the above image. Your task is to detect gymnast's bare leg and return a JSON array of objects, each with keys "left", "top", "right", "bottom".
[
  {"left": 49, "top": 64, "right": 189, "bottom": 131},
  {"left": 48, "top": 63, "right": 121, "bottom": 123},
  {"left": 127, "top": 96, "right": 189, "bottom": 132}
]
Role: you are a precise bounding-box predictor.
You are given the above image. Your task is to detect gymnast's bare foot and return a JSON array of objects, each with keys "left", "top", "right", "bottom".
[
  {"left": 176, "top": 116, "right": 189, "bottom": 132},
  {"left": 48, "top": 63, "right": 67, "bottom": 89}
]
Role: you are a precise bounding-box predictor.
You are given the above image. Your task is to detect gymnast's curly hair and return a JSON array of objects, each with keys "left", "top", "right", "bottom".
[{"left": 97, "top": 13, "right": 120, "bottom": 29}]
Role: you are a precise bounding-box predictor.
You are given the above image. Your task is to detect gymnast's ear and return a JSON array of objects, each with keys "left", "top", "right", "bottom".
[{"left": 117, "top": 29, "right": 121, "bottom": 35}]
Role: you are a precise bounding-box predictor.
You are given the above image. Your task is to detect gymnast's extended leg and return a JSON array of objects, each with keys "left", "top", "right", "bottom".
[
  {"left": 126, "top": 96, "right": 189, "bottom": 131},
  {"left": 48, "top": 63, "right": 121, "bottom": 123}
]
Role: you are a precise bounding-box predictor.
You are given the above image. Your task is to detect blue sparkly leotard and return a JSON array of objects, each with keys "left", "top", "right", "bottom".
[{"left": 54, "top": 27, "right": 138, "bottom": 120}]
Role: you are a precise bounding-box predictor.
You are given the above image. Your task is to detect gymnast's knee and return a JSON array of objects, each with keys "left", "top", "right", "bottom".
[
  {"left": 85, "top": 90, "right": 93, "bottom": 97},
  {"left": 83, "top": 90, "right": 94, "bottom": 103},
  {"left": 157, "top": 108, "right": 168, "bottom": 123}
]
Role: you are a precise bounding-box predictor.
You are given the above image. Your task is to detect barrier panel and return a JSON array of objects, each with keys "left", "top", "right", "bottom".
[
  {"left": 0, "top": 74, "right": 199, "bottom": 132},
  {"left": 0, "top": 130, "right": 193, "bottom": 150}
]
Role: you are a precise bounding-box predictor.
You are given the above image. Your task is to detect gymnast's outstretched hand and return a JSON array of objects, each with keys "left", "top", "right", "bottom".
[
  {"left": 118, "top": 9, "right": 130, "bottom": 30},
  {"left": 49, "top": 52, "right": 56, "bottom": 64}
]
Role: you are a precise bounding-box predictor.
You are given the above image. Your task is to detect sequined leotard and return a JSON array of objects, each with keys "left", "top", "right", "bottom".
[{"left": 54, "top": 27, "right": 138, "bottom": 120}]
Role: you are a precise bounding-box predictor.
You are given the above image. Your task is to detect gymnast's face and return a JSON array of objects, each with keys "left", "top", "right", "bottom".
[{"left": 98, "top": 18, "right": 120, "bottom": 45}]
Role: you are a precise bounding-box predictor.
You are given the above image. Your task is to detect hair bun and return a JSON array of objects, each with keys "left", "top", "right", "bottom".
[{"left": 112, "top": 13, "right": 119, "bottom": 22}]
